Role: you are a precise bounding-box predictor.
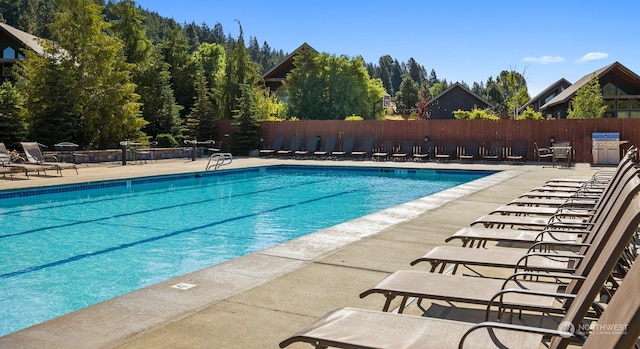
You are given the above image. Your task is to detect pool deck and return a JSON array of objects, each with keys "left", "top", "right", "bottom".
[{"left": 0, "top": 157, "right": 602, "bottom": 348}]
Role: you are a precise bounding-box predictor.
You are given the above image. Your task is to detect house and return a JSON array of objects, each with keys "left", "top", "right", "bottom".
[
  {"left": 261, "top": 42, "right": 318, "bottom": 94},
  {"left": 0, "top": 22, "right": 45, "bottom": 83},
  {"left": 426, "top": 82, "right": 494, "bottom": 119},
  {"left": 518, "top": 78, "right": 571, "bottom": 115},
  {"left": 539, "top": 61, "right": 640, "bottom": 119}
]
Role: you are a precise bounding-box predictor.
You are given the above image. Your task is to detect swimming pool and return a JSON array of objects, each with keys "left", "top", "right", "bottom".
[{"left": 0, "top": 165, "right": 493, "bottom": 336}]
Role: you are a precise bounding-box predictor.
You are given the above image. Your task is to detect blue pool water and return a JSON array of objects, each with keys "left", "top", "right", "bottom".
[{"left": 0, "top": 165, "right": 492, "bottom": 336}]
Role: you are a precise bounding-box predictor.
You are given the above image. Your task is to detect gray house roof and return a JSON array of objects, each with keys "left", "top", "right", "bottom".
[
  {"left": 540, "top": 61, "right": 640, "bottom": 111},
  {"left": 0, "top": 22, "right": 45, "bottom": 56},
  {"left": 518, "top": 78, "right": 571, "bottom": 113},
  {"left": 427, "top": 82, "right": 494, "bottom": 108}
]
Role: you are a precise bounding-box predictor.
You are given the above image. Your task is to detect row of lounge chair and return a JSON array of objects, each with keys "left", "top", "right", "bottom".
[
  {"left": 260, "top": 136, "right": 531, "bottom": 162},
  {"left": 0, "top": 142, "right": 78, "bottom": 179},
  {"left": 279, "top": 147, "right": 640, "bottom": 348}
]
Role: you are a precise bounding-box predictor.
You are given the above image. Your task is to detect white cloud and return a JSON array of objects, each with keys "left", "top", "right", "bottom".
[
  {"left": 576, "top": 52, "right": 609, "bottom": 63},
  {"left": 521, "top": 56, "right": 565, "bottom": 64}
]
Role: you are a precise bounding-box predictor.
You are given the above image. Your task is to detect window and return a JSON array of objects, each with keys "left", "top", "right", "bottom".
[
  {"left": 605, "top": 100, "right": 615, "bottom": 110},
  {"left": 2, "top": 46, "right": 15, "bottom": 59},
  {"left": 603, "top": 83, "right": 616, "bottom": 97},
  {"left": 544, "top": 93, "right": 555, "bottom": 103},
  {"left": 618, "top": 99, "right": 629, "bottom": 110},
  {"left": 618, "top": 111, "right": 630, "bottom": 118},
  {"left": 631, "top": 99, "right": 640, "bottom": 109}
]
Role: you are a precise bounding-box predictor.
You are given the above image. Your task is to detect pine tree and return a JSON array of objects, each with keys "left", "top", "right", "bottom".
[
  {"left": 231, "top": 84, "right": 260, "bottom": 155},
  {"left": 185, "top": 68, "right": 215, "bottom": 140},
  {"left": 567, "top": 75, "right": 607, "bottom": 119}
]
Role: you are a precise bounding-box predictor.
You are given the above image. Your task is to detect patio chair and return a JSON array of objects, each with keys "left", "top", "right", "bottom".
[
  {"left": 410, "top": 168, "right": 640, "bottom": 275},
  {"left": 331, "top": 136, "right": 354, "bottom": 159},
  {"left": 478, "top": 152, "right": 635, "bottom": 216},
  {"left": 362, "top": 174, "right": 640, "bottom": 317},
  {"left": 459, "top": 140, "right": 480, "bottom": 161},
  {"left": 445, "top": 161, "right": 637, "bottom": 249},
  {"left": 280, "top": 191, "right": 640, "bottom": 348},
  {"left": 313, "top": 136, "right": 337, "bottom": 158},
  {"left": 535, "top": 141, "right": 553, "bottom": 162},
  {"left": 435, "top": 141, "right": 456, "bottom": 161},
  {"left": 552, "top": 141, "right": 572, "bottom": 168},
  {"left": 294, "top": 136, "right": 319, "bottom": 158},
  {"left": 259, "top": 135, "right": 283, "bottom": 156},
  {"left": 20, "top": 141, "right": 78, "bottom": 176},
  {"left": 372, "top": 140, "right": 393, "bottom": 161},
  {"left": 391, "top": 140, "right": 414, "bottom": 161},
  {"left": 0, "top": 142, "right": 52, "bottom": 178},
  {"left": 413, "top": 139, "right": 434, "bottom": 162},
  {"left": 350, "top": 136, "right": 374, "bottom": 160},
  {"left": 276, "top": 136, "right": 301, "bottom": 158}
]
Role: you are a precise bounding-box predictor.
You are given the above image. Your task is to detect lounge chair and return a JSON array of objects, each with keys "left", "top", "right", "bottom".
[
  {"left": 0, "top": 142, "right": 52, "bottom": 178},
  {"left": 482, "top": 140, "right": 504, "bottom": 161},
  {"left": 294, "top": 137, "right": 319, "bottom": 158},
  {"left": 332, "top": 136, "right": 354, "bottom": 159},
  {"left": 506, "top": 140, "right": 527, "bottom": 163},
  {"left": 410, "top": 169, "right": 640, "bottom": 275},
  {"left": 276, "top": 137, "right": 301, "bottom": 158},
  {"left": 280, "top": 192, "right": 640, "bottom": 348},
  {"left": 478, "top": 151, "right": 635, "bottom": 222},
  {"left": 459, "top": 140, "right": 480, "bottom": 161},
  {"left": 391, "top": 140, "right": 413, "bottom": 161},
  {"left": 435, "top": 141, "right": 456, "bottom": 161},
  {"left": 259, "top": 136, "right": 284, "bottom": 156},
  {"left": 313, "top": 136, "right": 337, "bottom": 159},
  {"left": 447, "top": 170, "right": 632, "bottom": 247},
  {"left": 362, "top": 175, "right": 640, "bottom": 315},
  {"left": 351, "top": 136, "right": 374, "bottom": 160},
  {"left": 21, "top": 141, "right": 78, "bottom": 176},
  {"left": 413, "top": 139, "right": 434, "bottom": 162},
  {"left": 372, "top": 140, "right": 393, "bottom": 161}
]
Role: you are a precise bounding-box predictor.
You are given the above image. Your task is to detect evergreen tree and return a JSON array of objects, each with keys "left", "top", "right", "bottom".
[
  {"left": 185, "top": 68, "right": 216, "bottom": 140},
  {"left": 110, "top": 0, "right": 181, "bottom": 140},
  {"left": 231, "top": 83, "right": 260, "bottom": 155},
  {"left": 407, "top": 57, "right": 426, "bottom": 88},
  {"left": 220, "top": 22, "right": 259, "bottom": 120},
  {"left": 17, "top": 0, "right": 145, "bottom": 148},
  {"left": 0, "top": 81, "right": 27, "bottom": 150},
  {"left": 159, "top": 24, "right": 195, "bottom": 118},
  {"left": 395, "top": 76, "right": 419, "bottom": 114},
  {"left": 567, "top": 75, "right": 607, "bottom": 119}
]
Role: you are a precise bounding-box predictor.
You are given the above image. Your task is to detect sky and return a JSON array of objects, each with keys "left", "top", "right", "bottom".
[{"left": 134, "top": 0, "right": 639, "bottom": 97}]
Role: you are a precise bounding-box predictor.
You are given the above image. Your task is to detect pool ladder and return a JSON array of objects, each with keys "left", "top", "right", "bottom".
[{"left": 206, "top": 152, "right": 233, "bottom": 170}]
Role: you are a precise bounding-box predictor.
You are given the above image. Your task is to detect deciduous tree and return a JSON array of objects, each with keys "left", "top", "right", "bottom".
[{"left": 567, "top": 75, "right": 607, "bottom": 119}]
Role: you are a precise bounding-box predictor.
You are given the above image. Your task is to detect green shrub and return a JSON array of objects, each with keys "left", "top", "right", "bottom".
[
  {"left": 345, "top": 114, "right": 363, "bottom": 121},
  {"left": 518, "top": 106, "right": 544, "bottom": 120},
  {"left": 453, "top": 108, "right": 500, "bottom": 120}
]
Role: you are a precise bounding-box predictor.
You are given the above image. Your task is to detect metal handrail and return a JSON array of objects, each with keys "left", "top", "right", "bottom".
[{"left": 206, "top": 152, "right": 233, "bottom": 170}]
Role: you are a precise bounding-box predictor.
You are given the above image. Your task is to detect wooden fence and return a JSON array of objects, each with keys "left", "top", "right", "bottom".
[{"left": 214, "top": 119, "right": 640, "bottom": 163}]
